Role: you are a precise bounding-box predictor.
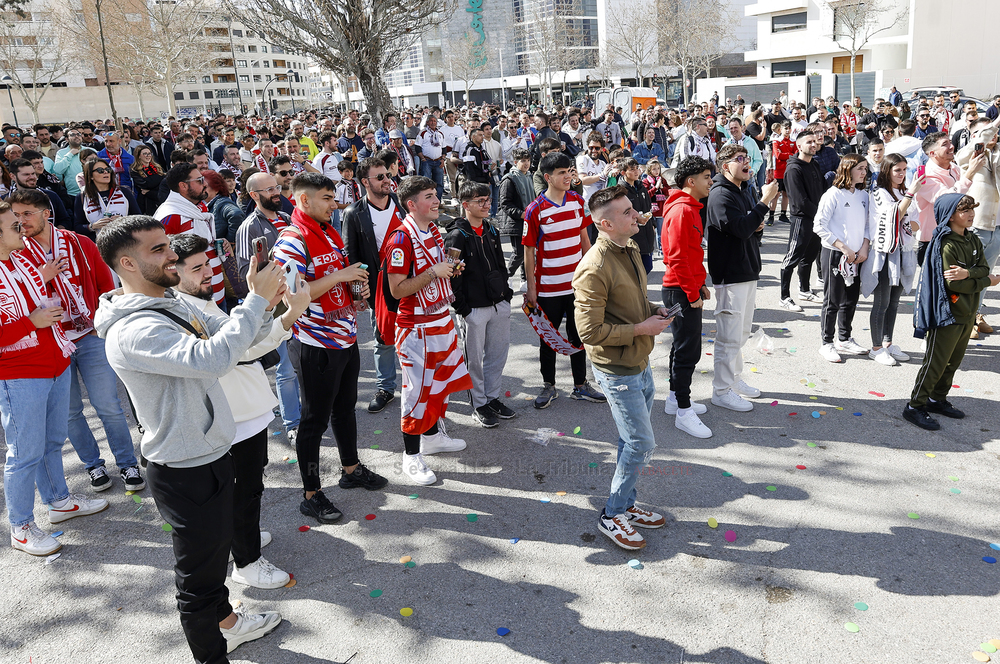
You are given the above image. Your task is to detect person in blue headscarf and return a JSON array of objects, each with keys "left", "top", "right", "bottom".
[{"left": 905, "top": 193, "right": 1000, "bottom": 430}]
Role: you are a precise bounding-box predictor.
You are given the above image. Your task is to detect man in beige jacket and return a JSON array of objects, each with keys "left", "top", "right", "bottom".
[{"left": 573, "top": 184, "right": 674, "bottom": 552}]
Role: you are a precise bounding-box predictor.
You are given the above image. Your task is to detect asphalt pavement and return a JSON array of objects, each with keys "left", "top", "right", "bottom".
[{"left": 3, "top": 222, "right": 1000, "bottom": 664}]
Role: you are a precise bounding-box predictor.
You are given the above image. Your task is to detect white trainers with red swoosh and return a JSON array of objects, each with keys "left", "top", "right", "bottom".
[
  {"left": 11, "top": 522, "right": 61, "bottom": 556},
  {"left": 48, "top": 493, "right": 109, "bottom": 524}
]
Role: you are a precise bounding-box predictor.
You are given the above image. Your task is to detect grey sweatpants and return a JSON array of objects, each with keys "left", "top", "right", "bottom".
[{"left": 458, "top": 301, "right": 512, "bottom": 408}]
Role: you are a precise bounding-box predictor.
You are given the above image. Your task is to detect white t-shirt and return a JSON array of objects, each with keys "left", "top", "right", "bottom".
[
  {"left": 576, "top": 153, "right": 608, "bottom": 204},
  {"left": 814, "top": 186, "right": 870, "bottom": 252},
  {"left": 369, "top": 198, "right": 399, "bottom": 249},
  {"left": 312, "top": 151, "right": 343, "bottom": 182},
  {"left": 440, "top": 124, "right": 466, "bottom": 155}
]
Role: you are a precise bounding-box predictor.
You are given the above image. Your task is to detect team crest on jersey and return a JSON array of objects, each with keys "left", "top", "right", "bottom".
[
  {"left": 425, "top": 278, "right": 439, "bottom": 301},
  {"left": 391, "top": 247, "right": 405, "bottom": 267}
]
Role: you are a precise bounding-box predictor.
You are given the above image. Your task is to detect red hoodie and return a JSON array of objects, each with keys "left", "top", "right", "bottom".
[{"left": 660, "top": 189, "right": 706, "bottom": 302}]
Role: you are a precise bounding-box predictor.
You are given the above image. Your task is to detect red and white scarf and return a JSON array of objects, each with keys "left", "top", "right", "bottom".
[
  {"left": 840, "top": 111, "right": 858, "bottom": 138},
  {"left": 105, "top": 149, "right": 124, "bottom": 176},
  {"left": 154, "top": 191, "right": 224, "bottom": 306},
  {"left": 252, "top": 149, "right": 270, "bottom": 173},
  {"left": 0, "top": 253, "right": 74, "bottom": 356},
  {"left": 82, "top": 186, "right": 130, "bottom": 228},
  {"left": 282, "top": 207, "right": 355, "bottom": 322},
  {"left": 400, "top": 214, "right": 454, "bottom": 316},
  {"left": 20, "top": 225, "right": 92, "bottom": 334}
]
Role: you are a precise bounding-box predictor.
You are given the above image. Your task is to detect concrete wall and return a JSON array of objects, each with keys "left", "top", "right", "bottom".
[{"left": 0, "top": 85, "right": 172, "bottom": 127}]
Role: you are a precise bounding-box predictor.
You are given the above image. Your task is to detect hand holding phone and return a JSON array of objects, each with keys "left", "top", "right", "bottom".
[
  {"left": 252, "top": 237, "right": 269, "bottom": 271},
  {"left": 283, "top": 262, "right": 297, "bottom": 293}
]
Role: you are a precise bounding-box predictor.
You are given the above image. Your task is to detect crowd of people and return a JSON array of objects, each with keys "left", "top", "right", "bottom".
[{"left": 2, "top": 89, "right": 999, "bottom": 663}]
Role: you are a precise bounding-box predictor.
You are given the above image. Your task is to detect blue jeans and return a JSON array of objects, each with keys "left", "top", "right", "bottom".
[
  {"left": 67, "top": 333, "right": 137, "bottom": 470},
  {"left": 275, "top": 340, "right": 301, "bottom": 431},
  {"left": 370, "top": 308, "right": 397, "bottom": 393},
  {"left": 490, "top": 180, "right": 500, "bottom": 217},
  {"left": 972, "top": 227, "right": 1000, "bottom": 312},
  {"left": 592, "top": 365, "right": 656, "bottom": 517},
  {"left": 2, "top": 370, "right": 72, "bottom": 527},
  {"left": 331, "top": 209, "right": 342, "bottom": 236},
  {"left": 421, "top": 159, "right": 445, "bottom": 201}
]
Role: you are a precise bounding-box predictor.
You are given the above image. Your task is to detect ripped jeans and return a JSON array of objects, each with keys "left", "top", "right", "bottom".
[{"left": 592, "top": 364, "right": 657, "bottom": 517}]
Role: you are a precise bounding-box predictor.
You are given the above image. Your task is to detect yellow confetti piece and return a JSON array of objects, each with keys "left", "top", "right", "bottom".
[
  {"left": 556, "top": 491, "right": 567, "bottom": 496},
  {"left": 399, "top": 556, "right": 412, "bottom": 564},
  {"left": 819, "top": 411, "right": 826, "bottom": 415},
  {"left": 835, "top": 407, "right": 843, "bottom": 410},
  {"left": 750, "top": 367, "right": 758, "bottom": 372},
  {"left": 400, "top": 607, "right": 413, "bottom": 617},
  {"left": 925, "top": 453, "right": 936, "bottom": 458},
  {"left": 809, "top": 396, "right": 818, "bottom": 400},
  {"left": 707, "top": 517, "right": 718, "bottom": 529}
]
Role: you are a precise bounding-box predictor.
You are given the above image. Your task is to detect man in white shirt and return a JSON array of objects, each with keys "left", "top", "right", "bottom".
[
  {"left": 439, "top": 111, "right": 467, "bottom": 204},
  {"left": 576, "top": 135, "right": 611, "bottom": 209},
  {"left": 415, "top": 115, "right": 447, "bottom": 201},
  {"left": 790, "top": 107, "right": 808, "bottom": 139}
]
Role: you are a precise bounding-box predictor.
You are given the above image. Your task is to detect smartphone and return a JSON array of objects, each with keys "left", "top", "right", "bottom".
[
  {"left": 283, "top": 262, "right": 297, "bottom": 293},
  {"left": 252, "top": 237, "right": 268, "bottom": 271},
  {"left": 916, "top": 164, "right": 925, "bottom": 179},
  {"left": 663, "top": 302, "right": 683, "bottom": 319},
  {"left": 975, "top": 142, "right": 985, "bottom": 154}
]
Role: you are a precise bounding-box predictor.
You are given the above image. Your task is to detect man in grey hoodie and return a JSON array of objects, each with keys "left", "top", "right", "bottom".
[{"left": 94, "top": 215, "right": 285, "bottom": 663}]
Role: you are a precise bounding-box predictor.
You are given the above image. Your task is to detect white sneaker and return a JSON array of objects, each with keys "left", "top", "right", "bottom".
[
  {"left": 48, "top": 493, "right": 109, "bottom": 524},
  {"left": 675, "top": 409, "right": 713, "bottom": 438},
  {"left": 869, "top": 347, "right": 897, "bottom": 366},
  {"left": 232, "top": 556, "right": 291, "bottom": 590},
  {"left": 779, "top": 298, "right": 803, "bottom": 312},
  {"left": 798, "top": 291, "right": 821, "bottom": 302},
  {"left": 221, "top": 610, "right": 282, "bottom": 654},
  {"left": 886, "top": 344, "right": 910, "bottom": 362},
  {"left": 403, "top": 452, "right": 437, "bottom": 485},
  {"left": 711, "top": 389, "right": 754, "bottom": 412},
  {"left": 664, "top": 395, "right": 708, "bottom": 415},
  {"left": 733, "top": 379, "right": 761, "bottom": 398},
  {"left": 834, "top": 337, "right": 869, "bottom": 355},
  {"left": 229, "top": 531, "right": 272, "bottom": 563},
  {"left": 819, "top": 343, "right": 842, "bottom": 363},
  {"left": 10, "top": 522, "right": 61, "bottom": 556},
  {"left": 420, "top": 430, "right": 466, "bottom": 455}
]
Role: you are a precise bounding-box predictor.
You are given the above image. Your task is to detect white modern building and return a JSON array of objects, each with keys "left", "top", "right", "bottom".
[{"left": 696, "top": 0, "right": 1000, "bottom": 107}]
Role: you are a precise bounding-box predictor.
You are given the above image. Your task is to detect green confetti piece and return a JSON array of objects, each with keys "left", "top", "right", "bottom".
[
  {"left": 806, "top": 442, "right": 817, "bottom": 447},
  {"left": 588, "top": 462, "right": 598, "bottom": 468},
  {"left": 766, "top": 485, "right": 777, "bottom": 492},
  {"left": 467, "top": 514, "right": 478, "bottom": 522},
  {"left": 809, "top": 396, "right": 817, "bottom": 400},
  {"left": 287, "top": 458, "right": 297, "bottom": 464},
  {"left": 161, "top": 523, "right": 173, "bottom": 532},
  {"left": 907, "top": 512, "right": 920, "bottom": 519},
  {"left": 370, "top": 589, "right": 383, "bottom": 598},
  {"left": 408, "top": 493, "right": 418, "bottom": 499},
  {"left": 948, "top": 475, "right": 960, "bottom": 481},
  {"left": 370, "top": 444, "right": 379, "bottom": 449},
  {"left": 722, "top": 471, "right": 733, "bottom": 477},
  {"left": 573, "top": 426, "right": 581, "bottom": 435},
  {"left": 374, "top": 429, "right": 382, "bottom": 434},
  {"left": 950, "top": 488, "right": 961, "bottom": 494},
  {"left": 405, "top": 561, "right": 416, "bottom": 568},
  {"left": 132, "top": 495, "right": 142, "bottom": 504},
  {"left": 807, "top": 382, "right": 816, "bottom": 388},
  {"left": 845, "top": 622, "right": 860, "bottom": 633},
  {"left": 854, "top": 602, "right": 868, "bottom": 611},
  {"left": 982, "top": 643, "right": 998, "bottom": 654},
  {"left": 788, "top": 347, "right": 797, "bottom": 353}
]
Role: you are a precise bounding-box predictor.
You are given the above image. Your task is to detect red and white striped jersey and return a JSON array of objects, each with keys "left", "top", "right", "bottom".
[{"left": 522, "top": 190, "right": 592, "bottom": 297}]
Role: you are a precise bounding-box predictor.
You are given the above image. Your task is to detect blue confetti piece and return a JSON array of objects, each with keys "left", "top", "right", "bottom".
[
  {"left": 510, "top": 538, "right": 520, "bottom": 544},
  {"left": 272, "top": 431, "right": 282, "bottom": 436},
  {"left": 990, "top": 543, "right": 1000, "bottom": 551},
  {"left": 984, "top": 556, "right": 997, "bottom": 564},
  {"left": 539, "top": 498, "right": 550, "bottom": 503},
  {"left": 497, "top": 627, "right": 511, "bottom": 636},
  {"left": 811, "top": 411, "right": 821, "bottom": 419},
  {"left": 853, "top": 412, "right": 863, "bottom": 416},
  {"left": 52, "top": 531, "right": 63, "bottom": 538},
  {"left": 965, "top": 388, "right": 974, "bottom": 393}
]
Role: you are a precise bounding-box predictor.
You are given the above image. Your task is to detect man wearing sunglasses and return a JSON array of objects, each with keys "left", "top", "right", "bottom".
[
  {"left": 914, "top": 108, "right": 938, "bottom": 139},
  {"left": 2, "top": 125, "right": 21, "bottom": 146}
]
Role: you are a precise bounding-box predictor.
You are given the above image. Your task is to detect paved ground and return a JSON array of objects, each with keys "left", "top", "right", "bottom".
[{"left": 4, "top": 224, "right": 1000, "bottom": 664}]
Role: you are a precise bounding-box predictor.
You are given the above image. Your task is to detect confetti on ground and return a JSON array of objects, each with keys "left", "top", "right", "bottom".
[
  {"left": 285, "top": 579, "right": 296, "bottom": 588},
  {"left": 973, "top": 652, "right": 991, "bottom": 662},
  {"left": 853, "top": 412, "right": 863, "bottom": 416},
  {"left": 627, "top": 559, "right": 644, "bottom": 569},
  {"left": 708, "top": 518, "right": 718, "bottom": 529},
  {"left": 505, "top": 391, "right": 511, "bottom": 397},
  {"left": 788, "top": 347, "right": 797, "bottom": 353},
  {"left": 984, "top": 644, "right": 999, "bottom": 654},
  {"left": 800, "top": 379, "right": 808, "bottom": 384},
  {"left": 991, "top": 544, "right": 1000, "bottom": 551},
  {"left": 811, "top": 411, "right": 820, "bottom": 418},
  {"left": 467, "top": 514, "right": 479, "bottom": 522},
  {"left": 162, "top": 523, "right": 173, "bottom": 532},
  {"left": 556, "top": 491, "right": 567, "bottom": 496},
  {"left": 497, "top": 628, "right": 511, "bottom": 636},
  {"left": 282, "top": 456, "right": 289, "bottom": 461},
  {"left": 51, "top": 531, "right": 62, "bottom": 538},
  {"left": 272, "top": 431, "right": 281, "bottom": 436},
  {"left": 751, "top": 367, "right": 758, "bottom": 372},
  {"left": 854, "top": 602, "right": 868, "bottom": 611},
  {"left": 588, "top": 463, "right": 598, "bottom": 468},
  {"left": 132, "top": 495, "right": 141, "bottom": 504},
  {"left": 951, "top": 488, "right": 962, "bottom": 494},
  {"left": 990, "top": 640, "right": 1000, "bottom": 649},
  {"left": 770, "top": 400, "right": 778, "bottom": 406},
  {"left": 789, "top": 412, "right": 798, "bottom": 417},
  {"left": 365, "top": 514, "right": 377, "bottom": 521},
  {"left": 370, "top": 589, "right": 383, "bottom": 598},
  {"left": 405, "top": 561, "right": 415, "bottom": 568},
  {"left": 807, "top": 382, "right": 816, "bottom": 388},
  {"left": 45, "top": 553, "right": 60, "bottom": 565},
  {"left": 540, "top": 498, "right": 550, "bottom": 504},
  {"left": 370, "top": 445, "right": 379, "bottom": 449},
  {"left": 952, "top": 384, "right": 961, "bottom": 389},
  {"left": 374, "top": 430, "right": 382, "bottom": 435},
  {"left": 845, "top": 622, "right": 860, "bottom": 633},
  {"left": 724, "top": 530, "right": 737, "bottom": 543},
  {"left": 807, "top": 442, "right": 818, "bottom": 447},
  {"left": 510, "top": 538, "right": 520, "bottom": 544},
  {"left": 966, "top": 388, "right": 975, "bottom": 393},
  {"left": 926, "top": 453, "right": 936, "bottom": 458},
  {"left": 557, "top": 432, "right": 565, "bottom": 436},
  {"left": 868, "top": 391, "right": 885, "bottom": 397},
  {"left": 722, "top": 471, "right": 733, "bottom": 477},
  {"left": 836, "top": 407, "right": 844, "bottom": 410},
  {"left": 766, "top": 485, "right": 777, "bottom": 492},
  {"left": 298, "top": 525, "right": 310, "bottom": 532},
  {"left": 984, "top": 557, "right": 997, "bottom": 564},
  {"left": 524, "top": 396, "right": 533, "bottom": 400},
  {"left": 286, "top": 459, "right": 297, "bottom": 464},
  {"left": 809, "top": 396, "right": 818, "bottom": 400},
  {"left": 907, "top": 512, "right": 920, "bottom": 519},
  {"left": 400, "top": 556, "right": 412, "bottom": 563},
  {"left": 400, "top": 608, "right": 413, "bottom": 617},
  {"left": 125, "top": 491, "right": 135, "bottom": 495},
  {"left": 796, "top": 465, "right": 807, "bottom": 470},
  {"left": 573, "top": 426, "right": 581, "bottom": 434}
]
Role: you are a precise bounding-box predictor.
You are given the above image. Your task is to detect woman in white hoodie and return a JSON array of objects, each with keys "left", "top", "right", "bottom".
[
  {"left": 814, "top": 153, "right": 871, "bottom": 363},
  {"left": 862, "top": 153, "right": 923, "bottom": 366}
]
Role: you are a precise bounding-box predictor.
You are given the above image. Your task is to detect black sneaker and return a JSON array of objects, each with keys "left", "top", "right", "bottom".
[
  {"left": 120, "top": 465, "right": 146, "bottom": 491},
  {"left": 473, "top": 405, "right": 499, "bottom": 428},
  {"left": 902, "top": 405, "right": 941, "bottom": 431},
  {"left": 338, "top": 463, "right": 389, "bottom": 490},
  {"left": 767, "top": 213, "right": 775, "bottom": 226},
  {"left": 299, "top": 490, "right": 343, "bottom": 523},
  {"left": 367, "top": 389, "right": 394, "bottom": 413},
  {"left": 925, "top": 399, "right": 965, "bottom": 419},
  {"left": 486, "top": 398, "right": 516, "bottom": 419},
  {"left": 779, "top": 213, "right": 789, "bottom": 223},
  {"left": 87, "top": 465, "right": 112, "bottom": 492}
]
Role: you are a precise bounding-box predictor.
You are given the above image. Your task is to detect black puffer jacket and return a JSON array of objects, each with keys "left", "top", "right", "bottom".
[
  {"left": 623, "top": 178, "right": 655, "bottom": 254},
  {"left": 444, "top": 217, "right": 513, "bottom": 317}
]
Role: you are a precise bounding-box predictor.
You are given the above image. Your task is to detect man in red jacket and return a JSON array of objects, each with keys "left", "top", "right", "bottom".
[
  {"left": 660, "top": 156, "right": 714, "bottom": 439},
  {"left": 11, "top": 188, "right": 144, "bottom": 493}
]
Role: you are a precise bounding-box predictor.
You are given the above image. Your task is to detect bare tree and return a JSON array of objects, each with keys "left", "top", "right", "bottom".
[
  {"left": 554, "top": 18, "right": 587, "bottom": 103},
  {"left": 522, "top": 6, "right": 562, "bottom": 105},
  {"left": 227, "top": 0, "right": 453, "bottom": 123},
  {"left": 594, "top": 47, "right": 617, "bottom": 89},
  {"left": 449, "top": 31, "right": 490, "bottom": 107},
  {"left": 658, "top": 0, "right": 734, "bottom": 106},
  {"left": 828, "top": 0, "right": 909, "bottom": 102},
  {"left": 0, "top": 3, "right": 82, "bottom": 124},
  {"left": 605, "top": 0, "right": 658, "bottom": 85}
]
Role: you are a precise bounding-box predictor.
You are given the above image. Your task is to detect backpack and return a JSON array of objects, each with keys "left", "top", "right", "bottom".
[{"left": 374, "top": 230, "right": 411, "bottom": 346}]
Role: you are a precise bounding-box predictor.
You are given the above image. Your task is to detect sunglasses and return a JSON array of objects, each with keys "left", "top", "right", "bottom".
[
  {"left": 366, "top": 173, "right": 388, "bottom": 181},
  {"left": 92, "top": 167, "right": 112, "bottom": 174},
  {"left": 276, "top": 169, "right": 293, "bottom": 177},
  {"left": 185, "top": 176, "right": 205, "bottom": 185}
]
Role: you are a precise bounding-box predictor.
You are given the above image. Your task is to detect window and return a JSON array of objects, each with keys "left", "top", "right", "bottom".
[
  {"left": 202, "top": 75, "right": 211, "bottom": 84},
  {"left": 174, "top": 92, "right": 184, "bottom": 100},
  {"left": 260, "top": 46, "right": 267, "bottom": 53},
  {"left": 189, "top": 91, "right": 199, "bottom": 99},
  {"left": 232, "top": 29, "right": 242, "bottom": 37},
  {"left": 772, "top": 59, "right": 806, "bottom": 77},
  {"left": 248, "top": 45, "right": 256, "bottom": 52},
  {"left": 253, "top": 75, "right": 261, "bottom": 82},
  {"left": 237, "top": 60, "right": 247, "bottom": 67},
  {"left": 239, "top": 75, "right": 249, "bottom": 82},
  {"left": 205, "top": 91, "right": 213, "bottom": 99},
  {"left": 242, "top": 89, "right": 253, "bottom": 96},
  {"left": 271, "top": 45, "right": 285, "bottom": 54},
  {"left": 187, "top": 76, "right": 196, "bottom": 83},
  {"left": 263, "top": 61, "right": 269, "bottom": 68},
  {"left": 235, "top": 45, "right": 244, "bottom": 52},
  {"left": 772, "top": 11, "right": 807, "bottom": 33}
]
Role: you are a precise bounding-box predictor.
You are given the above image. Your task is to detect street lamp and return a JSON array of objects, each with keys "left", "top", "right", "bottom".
[
  {"left": 259, "top": 69, "right": 297, "bottom": 116},
  {"left": 0, "top": 75, "right": 18, "bottom": 128},
  {"left": 285, "top": 68, "right": 297, "bottom": 114},
  {"left": 223, "top": 17, "right": 244, "bottom": 114},
  {"left": 502, "top": 77, "right": 507, "bottom": 110}
]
